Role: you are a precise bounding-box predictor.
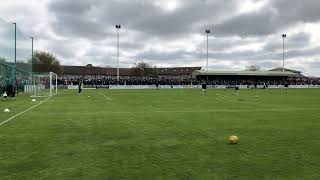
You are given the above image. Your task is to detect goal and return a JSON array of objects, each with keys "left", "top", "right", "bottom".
[{"left": 31, "top": 72, "right": 58, "bottom": 97}]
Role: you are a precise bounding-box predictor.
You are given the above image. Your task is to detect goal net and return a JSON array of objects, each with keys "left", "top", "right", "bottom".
[
  {"left": 30, "top": 72, "right": 58, "bottom": 97},
  {"left": 1, "top": 18, "right": 33, "bottom": 95}
]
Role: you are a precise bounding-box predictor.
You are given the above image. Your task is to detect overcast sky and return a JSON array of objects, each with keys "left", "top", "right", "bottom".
[{"left": 1, "top": 0, "right": 319, "bottom": 76}]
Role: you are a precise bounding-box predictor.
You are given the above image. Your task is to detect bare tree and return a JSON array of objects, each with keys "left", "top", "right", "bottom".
[
  {"left": 32, "top": 51, "right": 62, "bottom": 74},
  {"left": 246, "top": 64, "right": 261, "bottom": 71},
  {"left": 130, "top": 62, "right": 157, "bottom": 77}
]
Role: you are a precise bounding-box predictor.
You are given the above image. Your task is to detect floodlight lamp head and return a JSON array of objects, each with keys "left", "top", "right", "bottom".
[
  {"left": 206, "top": 29, "right": 210, "bottom": 34},
  {"left": 116, "top": 25, "right": 121, "bottom": 29},
  {"left": 282, "top": 34, "right": 286, "bottom": 38}
]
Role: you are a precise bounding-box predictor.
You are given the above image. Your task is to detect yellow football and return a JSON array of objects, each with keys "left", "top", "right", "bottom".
[{"left": 229, "top": 135, "right": 239, "bottom": 144}]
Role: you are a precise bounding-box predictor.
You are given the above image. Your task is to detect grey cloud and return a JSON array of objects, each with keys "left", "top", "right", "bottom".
[
  {"left": 136, "top": 49, "right": 187, "bottom": 61},
  {"left": 47, "top": 41, "right": 76, "bottom": 59},
  {"left": 40, "top": 42, "right": 320, "bottom": 77},
  {"left": 200, "top": 37, "right": 259, "bottom": 52},
  {"left": 49, "top": 0, "right": 112, "bottom": 39},
  {"left": 258, "top": 61, "right": 280, "bottom": 69},
  {"left": 49, "top": 0, "right": 91, "bottom": 14},
  {"left": 271, "top": 0, "right": 320, "bottom": 23},
  {"left": 136, "top": 45, "right": 320, "bottom": 66},
  {"left": 284, "top": 47, "right": 320, "bottom": 60},
  {"left": 306, "top": 60, "right": 320, "bottom": 69},
  {"left": 214, "top": 9, "right": 278, "bottom": 37},
  {"left": 289, "top": 32, "right": 310, "bottom": 43},
  {"left": 50, "top": 14, "right": 111, "bottom": 40},
  {"left": 263, "top": 32, "right": 311, "bottom": 52},
  {"left": 244, "top": 46, "right": 320, "bottom": 61},
  {"left": 3, "top": 0, "right": 319, "bottom": 75},
  {"left": 48, "top": 0, "right": 238, "bottom": 40},
  {"left": 214, "top": 0, "right": 320, "bottom": 37},
  {"left": 130, "top": 0, "right": 238, "bottom": 38},
  {"left": 115, "top": 41, "right": 145, "bottom": 51}
]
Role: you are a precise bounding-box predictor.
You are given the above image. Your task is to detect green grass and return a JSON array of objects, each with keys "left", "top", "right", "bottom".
[{"left": 1, "top": 89, "right": 320, "bottom": 179}]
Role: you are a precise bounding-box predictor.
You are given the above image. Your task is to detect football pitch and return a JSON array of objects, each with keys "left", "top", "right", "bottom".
[{"left": 1, "top": 89, "right": 320, "bottom": 179}]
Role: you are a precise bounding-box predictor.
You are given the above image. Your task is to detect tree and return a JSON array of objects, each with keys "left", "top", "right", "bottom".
[
  {"left": 32, "top": 51, "right": 62, "bottom": 74},
  {"left": 0, "top": 57, "right": 6, "bottom": 64},
  {"left": 86, "top": 64, "right": 93, "bottom": 67},
  {"left": 130, "top": 62, "right": 157, "bottom": 77},
  {"left": 246, "top": 64, "right": 261, "bottom": 71}
]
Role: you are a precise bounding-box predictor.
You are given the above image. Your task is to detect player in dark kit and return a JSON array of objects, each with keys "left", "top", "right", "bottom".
[
  {"left": 235, "top": 86, "right": 239, "bottom": 95},
  {"left": 4, "top": 84, "right": 15, "bottom": 100},
  {"left": 284, "top": 82, "right": 289, "bottom": 89},
  {"left": 201, "top": 82, "right": 207, "bottom": 95},
  {"left": 78, "top": 81, "right": 84, "bottom": 94}
]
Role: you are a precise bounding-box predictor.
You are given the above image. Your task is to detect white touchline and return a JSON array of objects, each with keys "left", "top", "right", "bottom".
[
  {"left": 25, "top": 107, "right": 319, "bottom": 116},
  {"left": 0, "top": 97, "right": 51, "bottom": 127}
]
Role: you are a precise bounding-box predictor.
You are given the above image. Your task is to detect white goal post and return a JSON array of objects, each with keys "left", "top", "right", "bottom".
[
  {"left": 25, "top": 72, "right": 58, "bottom": 97},
  {"left": 49, "top": 72, "right": 58, "bottom": 96}
]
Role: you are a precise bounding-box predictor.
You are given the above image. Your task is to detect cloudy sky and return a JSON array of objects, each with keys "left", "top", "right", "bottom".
[{"left": 0, "top": 0, "right": 319, "bottom": 76}]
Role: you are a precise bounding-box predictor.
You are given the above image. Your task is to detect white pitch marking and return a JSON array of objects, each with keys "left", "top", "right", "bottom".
[
  {"left": 0, "top": 97, "right": 50, "bottom": 127},
  {"left": 26, "top": 107, "right": 319, "bottom": 116},
  {"left": 102, "top": 94, "right": 112, "bottom": 100}
]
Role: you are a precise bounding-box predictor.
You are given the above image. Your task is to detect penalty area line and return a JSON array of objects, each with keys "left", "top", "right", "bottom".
[
  {"left": 101, "top": 94, "right": 112, "bottom": 100},
  {"left": 0, "top": 97, "right": 51, "bottom": 127}
]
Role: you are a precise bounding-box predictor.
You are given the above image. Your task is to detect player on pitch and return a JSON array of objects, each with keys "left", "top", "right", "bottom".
[
  {"left": 78, "top": 80, "right": 84, "bottom": 95},
  {"left": 235, "top": 86, "right": 239, "bottom": 95},
  {"left": 201, "top": 81, "right": 207, "bottom": 95}
]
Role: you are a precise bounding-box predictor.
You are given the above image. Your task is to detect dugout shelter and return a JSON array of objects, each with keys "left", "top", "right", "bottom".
[{"left": 192, "top": 68, "right": 304, "bottom": 85}]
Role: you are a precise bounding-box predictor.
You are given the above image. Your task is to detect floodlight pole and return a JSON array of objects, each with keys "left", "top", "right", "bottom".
[
  {"left": 12, "top": 22, "right": 16, "bottom": 64},
  {"left": 29, "top": 37, "right": 33, "bottom": 71},
  {"left": 205, "top": 29, "right": 210, "bottom": 72},
  {"left": 205, "top": 29, "right": 210, "bottom": 82},
  {"left": 282, "top": 34, "right": 286, "bottom": 72},
  {"left": 29, "top": 36, "right": 34, "bottom": 94},
  {"left": 115, "top": 24, "right": 121, "bottom": 83},
  {"left": 12, "top": 22, "right": 17, "bottom": 92}
]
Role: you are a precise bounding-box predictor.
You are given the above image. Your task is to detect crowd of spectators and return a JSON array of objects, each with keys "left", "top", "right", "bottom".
[{"left": 57, "top": 77, "right": 320, "bottom": 86}]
